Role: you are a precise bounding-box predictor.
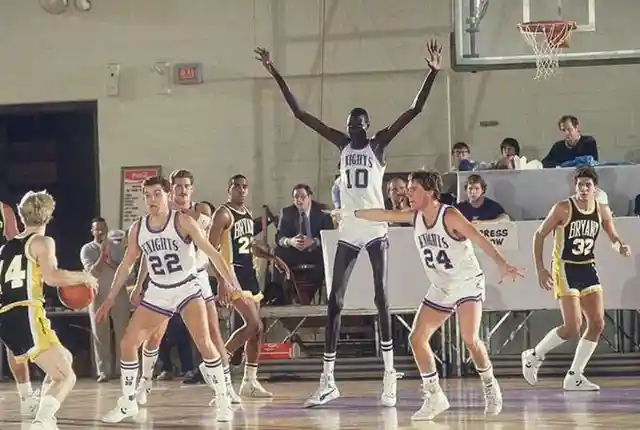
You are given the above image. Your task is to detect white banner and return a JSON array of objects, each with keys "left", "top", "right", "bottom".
[
  {"left": 475, "top": 222, "right": 519, "bottom": 251},
  {"left": 321, "top": 218, "right": 640, "bottom": 311}
]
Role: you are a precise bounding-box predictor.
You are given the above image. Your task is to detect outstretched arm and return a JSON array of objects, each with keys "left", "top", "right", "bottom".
[
  {"left": 353, "top": 208, "right": 414, "bottom": 224},
  {"left": 254, "top": 48, "right": 348, "bottom": 148},
  {"left": 373, "top": 40, "right": 442, "bottom": 152}
]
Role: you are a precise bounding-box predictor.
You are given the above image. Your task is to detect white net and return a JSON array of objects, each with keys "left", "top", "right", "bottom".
[{"left": 518, "top": 21, "right": 576, "bottom": 80}]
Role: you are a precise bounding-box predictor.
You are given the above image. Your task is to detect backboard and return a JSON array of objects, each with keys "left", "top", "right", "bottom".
[{"left": 452, "top": 0, "right": 640, "bottom": 71}]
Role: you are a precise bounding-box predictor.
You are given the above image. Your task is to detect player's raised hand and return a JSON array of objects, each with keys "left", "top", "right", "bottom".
[
  {"left": 425, "top": 39, "right": 443, "bottom": 71},
  {"left": 536, "top": 267, "right": 553, "bottom": 291},
  {"left": 498, "top": 262, "right": 525, "bottom": 284},
  {"left": 254, "top": 48, "right": 272, "bottom": 69}
]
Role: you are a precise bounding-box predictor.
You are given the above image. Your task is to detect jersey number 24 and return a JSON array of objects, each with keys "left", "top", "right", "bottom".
[
  {"left": 423, "top": 248, "right": 453, "bottom": 270},
  {"left": 149, "top": 254, "right": 183, "bottom": 276}
]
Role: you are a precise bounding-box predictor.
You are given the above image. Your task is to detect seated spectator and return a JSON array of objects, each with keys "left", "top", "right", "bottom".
[
  {"left": 450, "top": 142, "right": 477, "bottom": 171},
  {"left": 489, "top": 137, "right": 521, "bottom": 170},
  {"left": 542, "top": 115, "right": 598, "bottom": 168},
  {"left": 384, "top": 177, "right": 411, "bottom": 226},
  {"left": 455, "top": 174, "right": 509, "bottom": 222},
  {"left": 276, "top": 184, "right": 333, "bottom": 304}
]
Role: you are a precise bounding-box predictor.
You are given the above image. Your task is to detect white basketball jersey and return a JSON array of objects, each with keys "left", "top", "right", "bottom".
[
  {"left": 192, "top": 203, "right": 212, "bottom": 270},
  {"left": 413, "top": 205, "right": 482, "bottom": 287},
  {"left": 339, "top": 143, "right": 386, "bottom": 211},
  {"left": 138, "top": 210, "right": 197, "bottom": 286}
]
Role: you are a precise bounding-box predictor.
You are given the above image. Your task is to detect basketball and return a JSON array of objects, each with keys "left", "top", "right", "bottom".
[{"left": 58, "top": 284, "right": 95, "bottom": 310}]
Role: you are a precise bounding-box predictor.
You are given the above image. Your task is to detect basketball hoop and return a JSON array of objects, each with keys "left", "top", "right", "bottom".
[{"left": 518, "top": 20, "right": 577, "bottom": 80}]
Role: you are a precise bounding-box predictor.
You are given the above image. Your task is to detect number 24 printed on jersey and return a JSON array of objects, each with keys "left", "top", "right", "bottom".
[{"left": 423, "top": 248, "right": 453, "bottom": 270}]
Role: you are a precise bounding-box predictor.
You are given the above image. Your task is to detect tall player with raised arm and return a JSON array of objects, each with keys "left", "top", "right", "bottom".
[{"left": 255, "top": 40, "right": 442, "bottom": 407}]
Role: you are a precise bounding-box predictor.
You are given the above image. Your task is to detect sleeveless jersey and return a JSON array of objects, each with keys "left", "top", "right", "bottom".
[
  {"left": 553, "top": 198, "right": 601, "bottom": 264},
  {"left": 219, "top": 204, "right": 254, "bottom": 270},
  {"left": 413, "top": 205, "right": 482, "bottom": 286},
  {"left": 0, "top": 233, "right": 45, "bottom": 311},
  {"left": 138, "top": 210, "right": 197, "bottom": 286},
  {"left": 190, "top": 202, "right": 213, "bottom": 270},
  {"left": 339, "top": 143, "right": 386, "bottom": 211}
]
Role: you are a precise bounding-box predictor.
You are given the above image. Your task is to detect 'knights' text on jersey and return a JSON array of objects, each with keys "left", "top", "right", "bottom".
[{"left": 339, "top": 143, "right": 386, "bottom": 211}]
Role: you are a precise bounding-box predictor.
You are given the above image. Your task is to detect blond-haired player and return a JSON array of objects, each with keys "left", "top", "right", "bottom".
[{"left": 0, "top": 191, "right": 96, "bottom": 429}]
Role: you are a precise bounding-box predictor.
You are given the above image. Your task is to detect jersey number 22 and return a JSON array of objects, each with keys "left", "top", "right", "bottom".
[{"left": 149, "top": 254, "right": 183, "bottom": 276}]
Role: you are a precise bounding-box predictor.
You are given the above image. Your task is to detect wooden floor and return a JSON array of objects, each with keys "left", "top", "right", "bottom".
[{"left": 0, "top": 376, "right": 638, "bottom": 429}]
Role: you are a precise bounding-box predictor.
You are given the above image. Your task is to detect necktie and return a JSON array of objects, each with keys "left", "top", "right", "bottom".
[{"left": 300, "top": 212, "right": 311, "bottom": 237}]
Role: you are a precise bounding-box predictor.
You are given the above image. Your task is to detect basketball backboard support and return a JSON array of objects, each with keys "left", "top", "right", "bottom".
[{"left": 452, "top": 0, "right": 640, "bottom": 72}]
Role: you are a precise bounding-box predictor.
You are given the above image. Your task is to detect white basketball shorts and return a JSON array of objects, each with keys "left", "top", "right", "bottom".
[
  {"left": 422, "top": 273, "right": 485, "bottom": 313},
  {"left": 140, "top": 276, "right": 203, "bottom": 317},
  {"left": 196, "top": 268, "right": 216, "bottom": 303},
  {"left": 338, "top": 217, "right": 388, "bottom": 249}
]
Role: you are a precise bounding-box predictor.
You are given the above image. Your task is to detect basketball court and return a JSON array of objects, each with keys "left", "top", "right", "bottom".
[
  {"left": 0, "top": 377, "right": 638, "bottom": 428},
  {"left": 452, "top": 0, "right": 640, "bottom": 78}
]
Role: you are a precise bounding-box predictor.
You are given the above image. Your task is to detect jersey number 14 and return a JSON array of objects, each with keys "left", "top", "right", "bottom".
[{"left": 0, "top": 255, "right": 26, "bottom": 289}]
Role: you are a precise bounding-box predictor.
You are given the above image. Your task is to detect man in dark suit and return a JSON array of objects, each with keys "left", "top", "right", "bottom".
[{"left": 276, "top": 184, "right": 333, "bottom": 304}]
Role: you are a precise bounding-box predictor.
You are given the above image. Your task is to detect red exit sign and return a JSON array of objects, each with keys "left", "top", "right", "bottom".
[{"left": 174, "top": 63, "right": 203, "bottom": 85}]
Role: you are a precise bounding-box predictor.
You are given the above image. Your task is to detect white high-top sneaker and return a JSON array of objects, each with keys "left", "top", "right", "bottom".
[
  {"left": 101, "top": 395, "right": 139, "bottom": 423},
  {"left": 483, "top": 378, "right": 503, "bottom": 416},
  {"left": 135, "top": 377, "right": 153, "bottom": 405},
  {"left": 21, "top": 390, "right": 40, "bottom": 417},
  {"left": 521, "top": 349, "right": 544, "bottom": 386},
  {"left": 380, "top": 369, "right": 403, "bottom": 407},
  {"left": 239, "top": 378, "right": 273, "bottom": 398},
  {"left": 226, "top": 376, "right": 243, "bottom": 404},
  {"left": 411, "top": 385, "right": 450, "bottom": 421},
  {"left": 563, "top": 371, "right": 600, "bottom": 391},
  {"left": 214, "top": 392, "right": 233, "bottom": 422},
  {"left": 304, "top": 373, "right": 340, "bottom": 408}
]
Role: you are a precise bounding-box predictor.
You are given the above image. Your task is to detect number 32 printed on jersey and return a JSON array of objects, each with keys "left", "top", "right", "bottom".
[{"left": 571, "top": 238, "right": 594, "bottom": 256}]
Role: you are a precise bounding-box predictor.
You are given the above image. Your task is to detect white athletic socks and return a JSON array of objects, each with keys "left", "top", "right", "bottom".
[
  {"left": 380, "top": 340, "right": 394, "bottom": 372},
  {"left": 201, "top": 357, "right": 226, "bottom": 393},
  {"left": 420, "top": 371, "right": 440, "bottom": 390},
  {"left": 141, "top": 347, "right": 159, "bottom": 380},
  {"left": 16, "top": 381, "right": 32, "bottom": 400},
  {"left": 34, "top": 395, "right": 60, "bottom": 422},
  {"left": 534, "top": 327, "right": 566, "bottom": 359},
  {"left": 569, "top": 339, "right": 598, "bottom": 374},
  {"left": 244, "top": 362, "right": 258, "bottom": 380},
  {"left": 477, "top": 365, "right": 495, "bottom": 382},
  {"left": 120, "top": 360, "right": 139, "bottom": 400},
  {"left": 323, "top": 352, "right": 336, "bottom": 376}
]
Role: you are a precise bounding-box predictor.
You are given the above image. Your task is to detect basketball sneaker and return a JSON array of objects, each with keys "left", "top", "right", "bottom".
[
  {"left": 411, "top": 385, "right": 450, "bottom": 421},
  {"left": 239, "top": 378, "right": 273, "bottom": 398},
  {"left": 304, "top": 374, "right": 340, "bottom": 408},
  {"left": 380, "top": 369, "right": 403, "bottom": 407},
  {"left": 101, "top": 395, "right": 139, "bottom": 423},
  {"left": 521, "top": 348, "right": 543, "bottom": 386},
  {"left": 563, "top": 371, "right": 600, "bottom": 391},
  {"left": 483, "top": 378, "right": 503, "bottom": 416},
  {"left": 135, "top": 377, "right": 152, "bottom": 405},
  {"left": 226, "top": 376, "right": 242, "bottom": 404},
  {"left": 213, "top": 393, "right": 233, "bottom": 423}
]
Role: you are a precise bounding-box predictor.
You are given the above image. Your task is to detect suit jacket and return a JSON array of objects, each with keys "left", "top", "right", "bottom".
[{"left": 275, "top": 201, "right": 334, "bottom": 266}]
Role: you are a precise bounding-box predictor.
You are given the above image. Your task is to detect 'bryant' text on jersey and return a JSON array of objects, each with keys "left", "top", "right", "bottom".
[
  {"left": 567, "top": 219, "right": 599, "bottom": 240},
  {"left": 343, "top": 152, "right": 374, "bottom": 169},
  {"left": 417, "top": 232, "right": 450, "bottom": 250},
  {"left": 233, "top": 218, "right": 254, "bottom": 239},
  {"left": 140, "top": 237, "right": 180, "bottom": 255}
]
